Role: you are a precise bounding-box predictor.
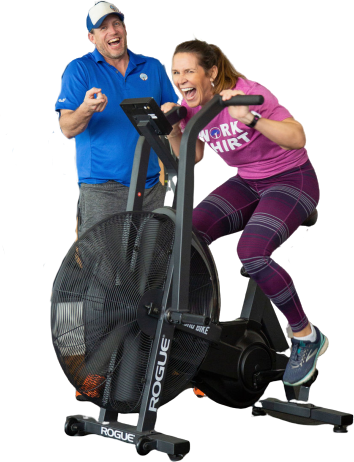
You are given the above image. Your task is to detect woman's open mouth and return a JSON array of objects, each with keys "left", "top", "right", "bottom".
[{"left": 182, "top": 87, "right": 197, "bottom": 101}]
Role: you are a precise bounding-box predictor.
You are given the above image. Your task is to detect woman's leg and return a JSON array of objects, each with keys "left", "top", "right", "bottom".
[
  {"left": 192, "top": 175, "right": 260, "bottom": 243},
  {"left": 236, "top": 161, "right": 320, "bottom": 333}
]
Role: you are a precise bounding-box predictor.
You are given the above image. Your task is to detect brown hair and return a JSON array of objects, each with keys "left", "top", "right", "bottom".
[{"left": 173, "top": 39, "right": 246, "bottom": 94}]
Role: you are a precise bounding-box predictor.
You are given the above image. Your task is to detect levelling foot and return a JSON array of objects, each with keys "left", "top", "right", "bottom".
[
  {"left": 333, "top": 425, "right": 348, "bottom": 434},
  {"left": 252, "top": 406, "right": 267, "bottom": 416},
  {"left": 168, "top": 454, "right": 186, "bottom": 461}
]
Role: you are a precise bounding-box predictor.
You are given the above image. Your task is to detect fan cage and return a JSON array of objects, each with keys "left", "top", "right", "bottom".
[{"left": 51, "top": 211, "right": 217, "bottom": 413}]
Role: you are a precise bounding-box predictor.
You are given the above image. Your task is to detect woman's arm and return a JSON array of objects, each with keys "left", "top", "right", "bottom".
[
  {"left": 168, "top": 131, "right": 205, "bottom": 163},
  {"left": 238, "top": 115, "right": 305, "bottom": 150},
  {"left": 161, "top": 103, "right": 205, "bottom": 163},
  {"left": 220, "top": 90, "right": 306, "bottom": 150}
]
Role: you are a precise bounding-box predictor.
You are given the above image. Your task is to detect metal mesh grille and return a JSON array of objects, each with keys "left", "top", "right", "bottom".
[{"left": 51, "top": 211, "right": 215, "bottom": 412}]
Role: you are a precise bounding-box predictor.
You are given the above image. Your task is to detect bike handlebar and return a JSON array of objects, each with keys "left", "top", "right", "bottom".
[
  {"left": 220, "top": 94, "right": 264, "bottom": 107},
  {"left": 165, "top": 105, "right": 187, "bottom": 126},
  {"left": 164, "top": 96, "right": 263, "bottom": 129},
  {"left": 146, "top": 93, "right": 264, "bottom": 314}
]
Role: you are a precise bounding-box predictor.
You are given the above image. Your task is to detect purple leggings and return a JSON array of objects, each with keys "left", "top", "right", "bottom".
[{"left": 192, "top": 160, "right": 319, "bottom": 332}]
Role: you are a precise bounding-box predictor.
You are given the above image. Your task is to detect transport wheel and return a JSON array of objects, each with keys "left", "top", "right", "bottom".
[
  {"left": 64, "top": 418, "right": 79, "bottom": 436},
  {"left": 168, "top": 454, "right": 186, "bottom": 461},
  {"left": 136, "top": 437, "right": 152, "bottom": 455},
  {"left": 252, "top": 406, "right": 267, "bottom": 416}
]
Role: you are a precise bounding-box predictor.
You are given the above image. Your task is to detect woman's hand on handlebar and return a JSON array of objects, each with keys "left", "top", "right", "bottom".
[
  {"left": 220, "top": 89, "right": 255, "bottom": 125},
  {"left": 161, "top": 102, "right": 182, "bottom": 138},
  {"left": 161, "top": 102, "right": 179, "bottom": 113}
]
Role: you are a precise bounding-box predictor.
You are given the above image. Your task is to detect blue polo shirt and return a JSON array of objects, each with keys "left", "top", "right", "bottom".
[{"left": 55, "top": 49, "right": 178, "bottom": 187}]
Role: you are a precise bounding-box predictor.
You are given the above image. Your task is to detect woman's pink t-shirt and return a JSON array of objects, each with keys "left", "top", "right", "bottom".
[{"left": 179, "top": 78, "right": 308, "bottom": 179}]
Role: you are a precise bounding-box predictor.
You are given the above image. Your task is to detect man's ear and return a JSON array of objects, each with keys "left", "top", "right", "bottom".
[{"left": 87, "top": 32, "right": 95, "bottom": 45}]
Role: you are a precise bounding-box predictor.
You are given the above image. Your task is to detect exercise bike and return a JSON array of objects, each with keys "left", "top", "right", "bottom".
[{"left": 51, "top": 95, "right": 353, "bottom": 460}]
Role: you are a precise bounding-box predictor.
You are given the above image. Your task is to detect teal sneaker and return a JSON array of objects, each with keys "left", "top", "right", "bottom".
[{"left": 283, "top": 326, "right": 328, "bottom": 387}]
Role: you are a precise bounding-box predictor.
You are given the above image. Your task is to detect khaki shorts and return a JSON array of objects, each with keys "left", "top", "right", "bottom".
[{"left": 77, "top": 181, "right": 166, "bottom": 238}]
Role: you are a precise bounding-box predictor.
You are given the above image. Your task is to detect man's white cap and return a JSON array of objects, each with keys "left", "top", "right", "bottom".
[{"left": 87, "top": 2, "right": 124, "bottom": 31}]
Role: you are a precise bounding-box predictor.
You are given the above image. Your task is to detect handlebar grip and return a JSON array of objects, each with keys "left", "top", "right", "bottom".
[
  {"left": 220, "top": 95, "right": 264, "bottom": 107},
  {"left": 165, "top": 105, "right": 187, "bottom": 125}
]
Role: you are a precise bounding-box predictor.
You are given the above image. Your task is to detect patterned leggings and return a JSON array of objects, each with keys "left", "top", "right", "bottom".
[{"left": 192, "top": 160, "right": 319, "bottom": 332}]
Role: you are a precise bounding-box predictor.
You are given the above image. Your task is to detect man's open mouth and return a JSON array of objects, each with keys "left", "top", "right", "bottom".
[{"left": 108, "top": 38, "right": 121, "bottom": 48}]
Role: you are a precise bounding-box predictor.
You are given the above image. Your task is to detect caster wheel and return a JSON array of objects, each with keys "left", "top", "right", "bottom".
[
  {"left": 65, "top": 418, "right": 79, "bottom": 436},
  {"left": 136, "top": 437, "right": 152, "bottom": 456}
]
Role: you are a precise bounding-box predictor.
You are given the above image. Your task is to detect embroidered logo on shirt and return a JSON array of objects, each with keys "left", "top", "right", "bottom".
[
  {"left": 140, "top": 73, "right": 148, "bottom": 81},
  {"left": 209, "top": 127, "right": 221, "bottom": 139},
  {"left": 58, "top": 98, "right": 66, "bottom": 102}
]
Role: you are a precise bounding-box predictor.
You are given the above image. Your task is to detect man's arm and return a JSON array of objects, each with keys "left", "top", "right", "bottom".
[
  {"left": 59, "top": 87, "right": 108, "bottom": 139},
  {"left": 60, "top": 108, "right": 91, "bottom": 139}
]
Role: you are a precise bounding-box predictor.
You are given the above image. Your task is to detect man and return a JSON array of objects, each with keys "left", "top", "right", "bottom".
[
  {"left": 56, "top": 2, "right": 178, "bottom": 402},
  {"left": 56, "top": 2, "right": 178, "bottom": 238}
]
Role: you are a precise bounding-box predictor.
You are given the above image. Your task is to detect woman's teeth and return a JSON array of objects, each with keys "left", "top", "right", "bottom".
[{"left": 182, "top": 88, "right": 197, "bottom": 100}]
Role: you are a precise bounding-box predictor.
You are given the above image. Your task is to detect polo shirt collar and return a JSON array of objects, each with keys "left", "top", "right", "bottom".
[{"left": 92, "top": 47, "right": 146, "bottom": 68}]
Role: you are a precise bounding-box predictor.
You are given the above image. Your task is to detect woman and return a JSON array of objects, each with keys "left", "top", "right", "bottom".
[{"left": 162, "top": 39, "right": 328, "bottom": 387}]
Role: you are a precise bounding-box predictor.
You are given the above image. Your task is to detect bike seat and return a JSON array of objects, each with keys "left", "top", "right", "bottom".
[{"left": 301, "top": 209, "right": 318, "bottom": 227}]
